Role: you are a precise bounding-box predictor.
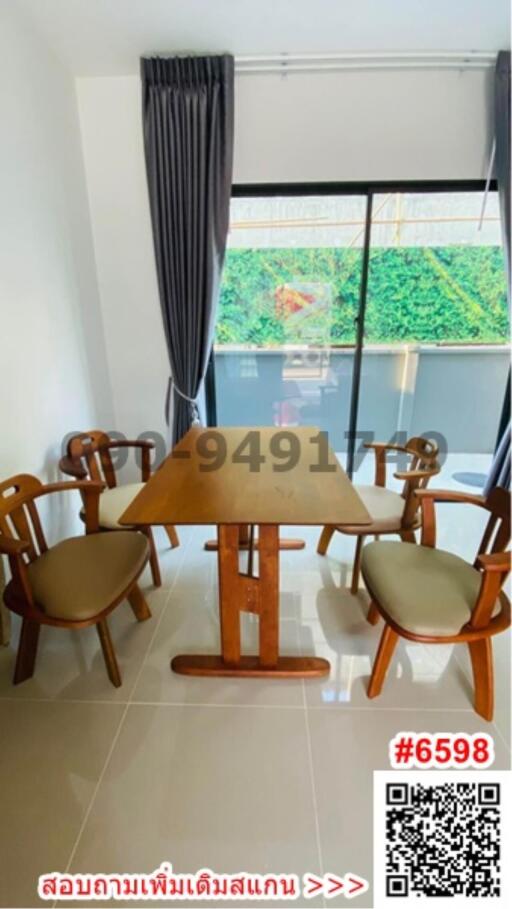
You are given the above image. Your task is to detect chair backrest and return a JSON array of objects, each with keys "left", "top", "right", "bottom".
[
  {"left": 477, "top": 486, "right": 511, "bottom": 560},
  {"left": 400, "top": 437, "right": 440, "bottom": 527},
  {"left": 0, "top": 474, "right": 48, "bottom": 565},
  {"left": 66, "top": 431, "right": 117, "bottom": 489}
]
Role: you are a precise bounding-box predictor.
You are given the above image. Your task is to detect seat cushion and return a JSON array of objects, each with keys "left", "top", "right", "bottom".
[
  {"left": 361, "top": 541, "right": 498, "bottom": 637},
  {"left": 340, "top": 485, "right": 407, "bottom": 534},
  {"left": 80, "top": 482, "right": 145, "bottom": 529},
  {"left": 28, "top": 532, "right": 149, "bottom": 621}
]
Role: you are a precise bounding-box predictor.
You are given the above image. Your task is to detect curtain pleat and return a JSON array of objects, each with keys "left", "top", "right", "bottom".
[{"left": 141, "top": 55, "right": 234, "bottom": 444}]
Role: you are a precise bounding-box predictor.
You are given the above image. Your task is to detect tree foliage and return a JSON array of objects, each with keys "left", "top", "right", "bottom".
[{"left": 217, "top": 246, "right": 509, "bottom": 345}]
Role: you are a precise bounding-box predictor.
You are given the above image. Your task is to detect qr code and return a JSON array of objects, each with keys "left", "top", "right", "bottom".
[
  {"left": 375, "top": 772, "right": 510, "bottom": 904},
  {"left": 386, "top": 781, "right": 500, "bottom": 898}
]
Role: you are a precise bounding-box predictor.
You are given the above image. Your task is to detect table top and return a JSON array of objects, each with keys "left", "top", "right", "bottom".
[{"left": 120, "top": 426, "right": 371, "bottom": 527}]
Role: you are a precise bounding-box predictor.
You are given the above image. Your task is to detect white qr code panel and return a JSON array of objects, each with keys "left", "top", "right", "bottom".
[{"left": 374, "top": 772, "right": 511, "bottom": 907}]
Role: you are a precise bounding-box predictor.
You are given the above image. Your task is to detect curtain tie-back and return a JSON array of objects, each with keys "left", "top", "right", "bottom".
[{"left": 165, "top": 376, "right": 201, "bottom": 427}]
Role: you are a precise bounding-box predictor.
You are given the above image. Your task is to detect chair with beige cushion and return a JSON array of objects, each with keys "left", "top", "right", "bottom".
[
  {"left": 317, "top": 436, "right": 440, "bottom": 593},
  {"left": 0, "top": 473, "right": 152, "bottom": 687},
  {"left": 361, "top": 487, "right": 511, "bottom": 720},
  {"left": 59, "top": 430, "right": 179, "bottom": 587}
]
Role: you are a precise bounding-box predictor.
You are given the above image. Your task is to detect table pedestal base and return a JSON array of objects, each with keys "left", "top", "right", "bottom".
[
  {"left": 171, "top": 654, "right": 330, "bottom": 678},
  {"left": 172, "top": 523, "right": 330, "bottom": 680}
]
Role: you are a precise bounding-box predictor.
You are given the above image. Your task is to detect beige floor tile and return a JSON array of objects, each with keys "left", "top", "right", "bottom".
[
  {"left": 67, "top": 704, "right": 321, "bottom": 903},
  {"left": 0, "top": 699, "right": 124, "bottom": 908}
]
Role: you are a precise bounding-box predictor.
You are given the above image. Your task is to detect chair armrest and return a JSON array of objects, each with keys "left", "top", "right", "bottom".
[
  {"left": 471, "top": 551, "right": 511, "bottom": 628},
  {"left": 476, "top": 552, "right": 511, "bottom": 573},
  {"left": 59, "top": 455, "right": 87, "bottom": 480},
  {"left": 417, "top": 488, "right": 487, "bottom": 548},
  {"left": 363, "top": 441, "right": 407, "bottom": 453},
  {"left": 415, "top": 489, "right": 486, "bottom": 507},
  {"left": 104, "top": 440, "right": 155, "bottom": 451},
  {"left": 0, "top": 536, "right": 30, "bottom": 557},
  {"left": 35, "top": 480, "right": 105, "bottom": 497},
  {"left": 33, "top": 481, "right": 104, "bottom": 534},
  {"left": 393, "top": 467, "right": 441, "bottom": 481}
]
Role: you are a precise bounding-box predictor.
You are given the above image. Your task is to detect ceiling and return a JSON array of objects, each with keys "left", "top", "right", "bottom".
[{"left": 18, "top": 0, "right": 510, "bottom": 77}]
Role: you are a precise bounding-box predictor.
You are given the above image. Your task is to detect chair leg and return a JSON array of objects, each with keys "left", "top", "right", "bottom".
[
  {"left": 351, "top": 535, "right": 365, "bottom": 594},
  {"left": 400, "top": 529, "right": 416, "bottom": 543},
  {"left": 164, "top": 525, "right": 180, "bottom": 548},
  {"left": 317, "top": 525, "right": 335, "bottom": 555},
  {"left": 367, "top": 623, "right": 399, "bottom": 698},
  {"left": 367, "top": 600, "right": 381, "bottom": 625},
  {"left": 127, "top": 584, "right": 152, "bottom": 622},
  {"left": 146, "top": 528, "right": 162, "bottom": 587},
  {"left": 96, "top": 618, "right": 122, "bottom": 688},
  {"left": 13, "top": 618, "right": 41, "bottom": 684},
  {"left": 468, "top": 638, "right": 494, "bottom": 721}
]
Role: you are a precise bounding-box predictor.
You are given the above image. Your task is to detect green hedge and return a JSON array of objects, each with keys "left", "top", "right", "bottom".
[{"left": 217, "top": 246, "right": 509, "bottom": 345}]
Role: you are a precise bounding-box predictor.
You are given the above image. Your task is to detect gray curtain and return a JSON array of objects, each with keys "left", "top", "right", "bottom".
[
  {"left": 484, "top": 51, "right": 511, "bottom": 495},
  {"left": 141, "top": 55, "right": 234, "bottom": 444}
]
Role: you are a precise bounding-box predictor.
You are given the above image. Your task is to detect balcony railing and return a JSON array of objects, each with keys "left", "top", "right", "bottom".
[{"left": 214, "top": 344, "right": 509, "bottom": 454}]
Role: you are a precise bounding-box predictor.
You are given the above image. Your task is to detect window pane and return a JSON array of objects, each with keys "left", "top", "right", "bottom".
[
  {"left": 355, "top": 191, "right": 509, "bottom": 483},
  {"left": 214, "top": 195, "right": 367, "bottom": 450},
  {"left": 364, "top": 192, "right": 508, "bottom": 345}
]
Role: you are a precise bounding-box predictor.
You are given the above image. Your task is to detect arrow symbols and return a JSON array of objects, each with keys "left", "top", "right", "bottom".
[
  {"left": 344, "top": 874, "right": 369, "bottom": 899},
  {"left": 303, "top": 872, "right": 369, "bottom": 900},
  {"left": 325, "top": 874, "right": 344, "bottom": 896},
  {"left": 303, "top": 874, "right": 324, "bottom": 898}
]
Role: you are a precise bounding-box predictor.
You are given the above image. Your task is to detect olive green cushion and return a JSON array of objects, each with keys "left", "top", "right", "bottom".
[
  {"left": 28, "top": 532, "right": 149, "bottom": 621},
  {"left": 338, "top": 484, "right": 410, "bottom": 534},
  {"left": 361, "top": 541, "right": 497, "bottom": 636},
  {"left": 80, "top": 482, "right": 145, "bottom": 530}
]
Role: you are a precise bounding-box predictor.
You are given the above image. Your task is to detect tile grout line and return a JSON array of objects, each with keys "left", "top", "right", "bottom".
[
  {"left": 0, "top": 698, "right": 478, "bottom": 712},
  {"left": 298, "top": 626, "right": 326, "bottom": 908},
  {"left": 58, "top": 529, "right": 195, "bottom": 891}
]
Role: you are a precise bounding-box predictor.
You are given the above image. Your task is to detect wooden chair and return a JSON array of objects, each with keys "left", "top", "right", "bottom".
[
  {"left": 361, "top": 487, "right": 511, "bottom": 720},
  {"left": 317, "top": 436, "right": 440, "bottom": 593},
  {"left": 0, "top": 474, "right": 152, "bottom": 687},
  {"left": 59, "top": 430, "right": 180, "bottom": 588}
]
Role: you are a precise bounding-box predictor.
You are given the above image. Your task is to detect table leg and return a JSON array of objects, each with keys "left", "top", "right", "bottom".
[{"left": 171, "top": 524, "right": 330, "bottom": 679}]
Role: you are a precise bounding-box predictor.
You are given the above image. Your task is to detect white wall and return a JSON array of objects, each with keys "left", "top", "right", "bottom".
[
  {"left": 0, "top": 4, "right": 111, "bottom": 538},
  {"left": 234, "top": 68, "right": 494, "bottom": 183},
  {"left": 76, "top": 67, "right": 495, "bottom": 444},
  {"left": 76, "top": 76, "right": 170, "bottom": 447}
]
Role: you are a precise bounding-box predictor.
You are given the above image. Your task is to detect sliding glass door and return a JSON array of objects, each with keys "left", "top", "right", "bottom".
[
  {"left": 209, "top": 184, "right": 508, "bottom": 478},
  {"left": 212, "top": 193, "right": 367, "bottom": 456},
  {"left": 353, "top": 190, "right": 509, "bottom": 482}
]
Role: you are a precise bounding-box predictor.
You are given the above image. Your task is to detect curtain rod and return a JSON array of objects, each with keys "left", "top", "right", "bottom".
[{"left": 234, "top": 51, "right": 496, "bottom": 74}]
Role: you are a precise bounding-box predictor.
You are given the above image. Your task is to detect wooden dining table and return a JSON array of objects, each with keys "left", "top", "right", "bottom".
[{"left": 121, "top": 426, "right": 370, "bottom": 679}]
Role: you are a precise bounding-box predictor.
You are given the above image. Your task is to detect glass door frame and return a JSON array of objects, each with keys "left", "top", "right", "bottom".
[{"left": 206, "top": 178, "right": 498, "bottom": 476}]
